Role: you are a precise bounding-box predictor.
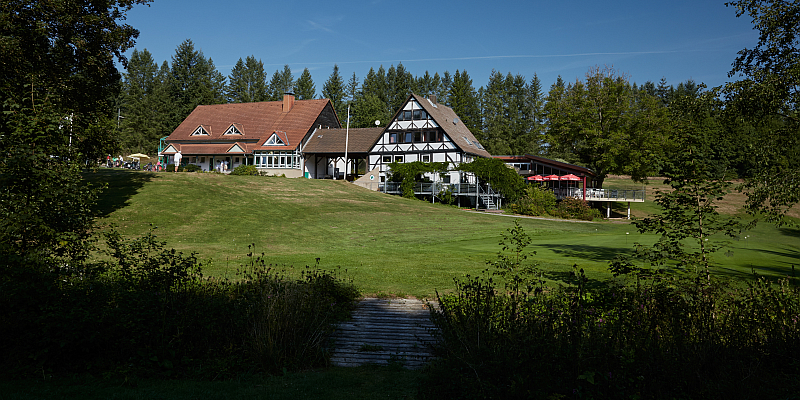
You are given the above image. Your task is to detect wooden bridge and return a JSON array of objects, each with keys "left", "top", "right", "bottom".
[{"left": 329, "top": 298, "right": 437, "bottom": 369}]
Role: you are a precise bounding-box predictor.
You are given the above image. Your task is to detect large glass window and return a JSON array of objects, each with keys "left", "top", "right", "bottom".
[
  {"left": 254, "top": 150, "right": 298, "bottom": 168},
  {"left": 404, "top": 132, "right": 413, "bottom": 143},
  {"left": 389, "top": 132, "right": 398, "bottom": 143}
]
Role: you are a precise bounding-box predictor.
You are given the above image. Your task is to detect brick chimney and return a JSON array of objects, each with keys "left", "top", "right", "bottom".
[
  {"left": 282, "top": 92, "right": 295, "bottom": 112},
  {"left": 428, "top": 94, "right": 437, "bottom": 104}
]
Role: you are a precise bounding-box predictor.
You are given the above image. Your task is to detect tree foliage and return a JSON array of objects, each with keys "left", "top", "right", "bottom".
[
  {"left": 458, "top": 157, "right": 526, "bottom": 201},
  {"left": 226, "top": 55, "right": 267, "bottom": 103},
  {"left": 1, "top": 0, "right": 149, "bottom": 265},
  {"left": 544, "top": 66, "right": 668, "bottom": 187},
  {"left": 725, "top": 0, "right": 800, "bottom": 226},
  {"left": 294, "top": 68, "right": 316, "bottom": 100},
  {"left": 633, "top": 92, "right": 743, "bottom": 280},
  {"left": 322, "top": 64, "right": 346, "bottom": 119},
  {"left": 387, "top": 161, "right": 448, "bottom": 198}
]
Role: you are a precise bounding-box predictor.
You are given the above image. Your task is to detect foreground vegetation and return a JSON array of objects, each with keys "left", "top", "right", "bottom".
[{"left": 0, "top": 229, "right": 359, "bottom": 380}]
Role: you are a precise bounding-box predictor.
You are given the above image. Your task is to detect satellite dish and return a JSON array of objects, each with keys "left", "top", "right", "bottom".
[{"left": 374, "top": 120, "right": 380, "bottom": 126}]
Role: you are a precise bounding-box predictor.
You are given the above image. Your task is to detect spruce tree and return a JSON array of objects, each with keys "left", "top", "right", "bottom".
[
  {"left": 449, "top": 70, "right": 481, "bottom": 136},
  {"left": 294, "top": 68, "right": 316, "bottom": 100},
  {"left": 120, "top": 48, "right": 159, "bottom": 152},
  {"left": 168, "top": 39, "right": 225, "bottom": 130},
  {"left": 322, "top": 64, "right": 346, "bottom": 118},
  {"left": 225, "top": 56, "right": 267, "bottom": 103},
  {"left": 346, "top": 72, "right": 359, "bottom": 103}
]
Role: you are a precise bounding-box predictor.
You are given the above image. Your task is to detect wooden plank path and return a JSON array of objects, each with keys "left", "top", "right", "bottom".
[{"left": 329, "top": 297, "right": 437, "bottom": 369}]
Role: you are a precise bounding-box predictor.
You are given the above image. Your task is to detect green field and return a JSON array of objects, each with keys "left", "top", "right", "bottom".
[{"left": 89, "top": 170, "right": 800, "bottom": 298}]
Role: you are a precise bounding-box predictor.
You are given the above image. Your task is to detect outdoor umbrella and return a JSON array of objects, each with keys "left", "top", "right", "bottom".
[
  {"left": 559, "top": 174, "right": 580, "bottom": 181},
  {"left": 527, "top": 175, "right": 544, "bottom": 181},
  {"left": 128, "top": 153, "right": 150, "bottom": 160},
  {"left": 543, "top": 174, "right": 560, "bottom": 181}
]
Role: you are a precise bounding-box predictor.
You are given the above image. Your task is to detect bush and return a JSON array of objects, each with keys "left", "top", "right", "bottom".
[
  {"left": 180, "top": 164, "right": 202, "bottom": 173},
  {"left": 422, "top": 270, "right": 800, "bottom": 400},
  {"left": 556, "top": 196, "right": 603, "bottom": 221},
  {"left": 230, "top": 164, "right": 259, "bottom": 176},
  {"left": 0, "top": 229, "right": 359, "bottom": 379},
  {"left": 166, "top": 163, "right": 175, "bottom": 172},
  {"left": 508, "top": 184, "right": 557, "bottom": 216}
]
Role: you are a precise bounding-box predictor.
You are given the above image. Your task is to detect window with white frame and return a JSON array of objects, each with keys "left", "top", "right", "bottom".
[
  {"left": 254, "top": 150, "right": 299, "bottom": 168},
  {"left": 264, "top": 133, "right": 286, "bottom": 146},
  {"left": 191, "top": 126, "right": 209, "bottom": 136},
  {"left": 223, "top": 125, "right": 242, "bottom": 135}
]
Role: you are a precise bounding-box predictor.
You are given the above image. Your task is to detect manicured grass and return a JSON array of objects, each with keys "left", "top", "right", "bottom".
[
  {"left": 87, "top": 170, "right": 800, "bottom": 298},
  {"left": 0, "top": 367, "right": 421, "bottom": 400}
]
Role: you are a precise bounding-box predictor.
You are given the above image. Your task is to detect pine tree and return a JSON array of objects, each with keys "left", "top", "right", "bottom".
[
  {"left": 168, "top": 39, "right": 225, "bottom": 130},
  {"left": 322, "top": 64, "right": 346, "bottom": 118},
  {"left": 225, "top": 55, "right": 267, "bottom": 103},
  {"left": 438, "top": 71, "right": 452, "bottom": 105},
  {"left": 294, "top": 68, "right": 316, "bottom": 100},
  {"left": 526, "top": 73, "right": 545, "bottom": 155},
  {"left": 449, "top": 70, "right": 481, "bottom": 136},
  {"left": 268, "top": 65, "right": 294, "bottom": 100},
  {"left": 120, "top": 48, "right": 159, "bottom": 152},
  {"left": 346, "top": 72, "right": 359, "bottom": 103}
]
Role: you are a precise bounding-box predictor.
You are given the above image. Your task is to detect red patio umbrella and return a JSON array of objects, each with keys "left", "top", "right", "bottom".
[
  {"left": 543, "top": 174, "right": 560, "bottom": 181},
  {"left": 560, "top": 174, "right": 580, "bottom": 181},
  {"left": 527, "top": 175, "right": 544, "bottom": 181}
]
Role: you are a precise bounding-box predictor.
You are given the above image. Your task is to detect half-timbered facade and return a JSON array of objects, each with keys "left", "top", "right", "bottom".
[{"left": 367, "top": 93, "right": 491, "bottom": 183}]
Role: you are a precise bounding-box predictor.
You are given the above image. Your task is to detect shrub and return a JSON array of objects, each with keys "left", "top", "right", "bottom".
[
  {"left": 230, "top": 165, "right": 259, "bottom": 176},
  {"left": 556, "top": 196, "right": 603, "bottom": 221},
  {"left": 0, "top": 229, "right": 359, "bottom": 379},
  {"left": 181, "top": 164, "right": 202, "bottom": 173},
  {"left": 508, "top": 184, "right": 557, "bottom": 216},
  {"left": 166, "top": 163, "right": 175, "bottom": 172},
  {"left": 423, "top": 270, "right": 800, "bottom": 400}
]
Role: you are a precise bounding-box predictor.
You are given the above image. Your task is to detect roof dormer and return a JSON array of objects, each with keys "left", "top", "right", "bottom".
[
  {"left": 223, "top": 124, "right": 243, "bottom": 135},
  {"left": 264, "top": 132, "right": 287, "bottom": 146},
  {"left": 191, "top": 125, "right": 210, "bottom": 136}
]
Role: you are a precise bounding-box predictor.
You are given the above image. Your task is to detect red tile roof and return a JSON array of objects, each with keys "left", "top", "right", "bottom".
[{"left": 166, "top": 98, "right": 337, "bottom": 151}]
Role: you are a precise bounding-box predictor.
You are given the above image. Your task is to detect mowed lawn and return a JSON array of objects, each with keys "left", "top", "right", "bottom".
[{"left": 89, "top": 170, "right": 800, "bottom": 297}]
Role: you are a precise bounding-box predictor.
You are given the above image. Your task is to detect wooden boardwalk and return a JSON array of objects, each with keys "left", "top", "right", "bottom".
[{"left": 329, "top": 297, "right": 437, "bottom": 369}]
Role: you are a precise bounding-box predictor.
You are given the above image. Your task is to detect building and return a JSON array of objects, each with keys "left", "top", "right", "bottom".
[
  {"left": 161, "top": 94, "right": 340, "bottom": 176},
  {"left": 367, "top": 93, "right": 492, "bottom": 184}
]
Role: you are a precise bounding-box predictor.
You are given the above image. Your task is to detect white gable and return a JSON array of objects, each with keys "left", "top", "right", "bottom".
[
  {"left": 163, "top": 144, "right": 179, "bottom": 153},
  {"left": 191, "top": 125, "right": 209, "bottom": 136},
  {"left": 228, "top": 143, "right": 245, "bottom": 153},
  {"left": 223, "top": 124, "right": 242, "bottom": 135},
  {"left": 264, "top": 133, "right": 286, "bottom": 146}
]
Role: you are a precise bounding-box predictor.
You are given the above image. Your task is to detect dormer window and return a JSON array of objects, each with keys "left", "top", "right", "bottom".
[
  {"left": 223, "top": 124, "right": 242, "bottom": 135},
  {"left": 264, "top": 133, "right": 286, "bottom": 146},
  {"left": 191, "top": 126, "right": 209, "bottom": 136}
]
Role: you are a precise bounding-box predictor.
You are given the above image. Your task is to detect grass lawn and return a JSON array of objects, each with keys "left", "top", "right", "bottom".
[{"left": 88, "top": 170, "right": 800, "bottom": 298}]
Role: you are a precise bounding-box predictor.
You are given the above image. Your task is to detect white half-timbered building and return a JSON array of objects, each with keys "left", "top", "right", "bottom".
[{"left": 367, "top": 93, "right": 492, "bottom": 184}]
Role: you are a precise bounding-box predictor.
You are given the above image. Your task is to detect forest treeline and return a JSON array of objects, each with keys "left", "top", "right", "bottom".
[{"left": 119, "top": 39, "right": 763, "bottom": 186}]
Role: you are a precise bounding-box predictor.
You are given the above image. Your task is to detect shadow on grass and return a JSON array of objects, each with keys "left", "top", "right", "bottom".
[
  {"left": 84, "top": 169, "right": 157, "bottom": 218},
  {"left": 540, "top": 269, "right": 611, "bottom": 291},
  {"left": 778, "top": 227, "right": 800, "bottom": 239},
  {"left": 533, "top": 243, "right": 633, "bottom": 262}
]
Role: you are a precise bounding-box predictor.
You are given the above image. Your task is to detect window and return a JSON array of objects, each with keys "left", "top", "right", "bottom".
[
  {"left": 394, "top": 155, "right": 404, "bottom": 163},
  {"left": 389, "top": 132, "right": 398, "bottom": 143},
  {"left": 265, "top": 133, "right": 286, "bottom": 146},
  {"left": 420, "top": 110, "right": 428, "bottom": 120},
  {"left": 191, "top": 126, "right": 208, "bottom": 136},
  {"left": 414, "top": 131, "right": 422, "bottom": 142},
  {"left": 223, "top": 125, "right": 242, "bottom": 135},
  {"left": 403, "top": 110, "right": 412, "bottom": 120},
  {"left": 413, "top": 110, "right": 421, "bottom": 120},
  {"left": 421, "top": 154, "right": 431, "bottom": 163},
  {"left": 404, "top": 132, "right": 412, "bottom": 143},
  {"left": 382, "top": 155, "right": 392, "bottom": 163},
  {"left": 200, "top": 157, "right": 205, "bottom": 163},
  {"left": 254, "top": 150, "right": 299, "bottom": 168},
  {"left": 234, "top": 157, "right": 239, "bottom": 163}
]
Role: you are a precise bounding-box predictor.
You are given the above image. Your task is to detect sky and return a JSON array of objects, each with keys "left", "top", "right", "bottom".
[{"left": 119, "top": 0, "right": 759, "bottom": 95}]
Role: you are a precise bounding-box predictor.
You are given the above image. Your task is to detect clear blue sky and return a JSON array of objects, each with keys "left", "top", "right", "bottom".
[{"left": 120, "top": 0, "right": 758, "bottom": 95}]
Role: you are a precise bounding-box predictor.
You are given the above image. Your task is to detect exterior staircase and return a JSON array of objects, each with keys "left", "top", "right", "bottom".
[{"left": 329, "top": 297, "right": 437, "bottom": 369}]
